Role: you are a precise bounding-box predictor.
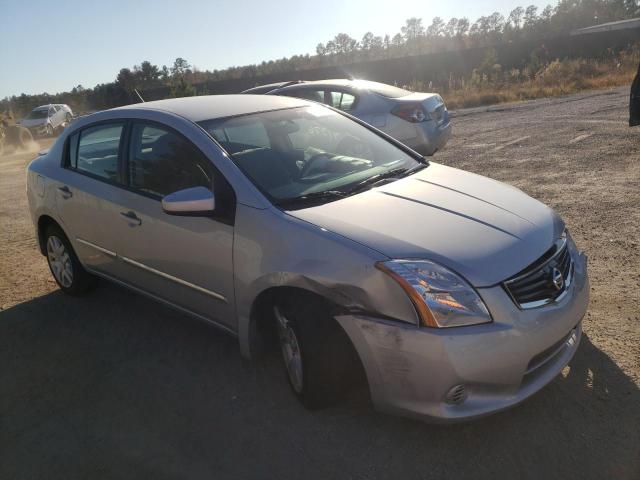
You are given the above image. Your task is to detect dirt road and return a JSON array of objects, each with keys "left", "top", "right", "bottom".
[{"left": 1, "top": 88, "right": 638, "bottom": 479}]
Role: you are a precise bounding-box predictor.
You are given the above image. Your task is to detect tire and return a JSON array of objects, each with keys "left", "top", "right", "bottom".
[
  {"left": 4, "top": 126, "right": 32, "bottom": 149},
  {"left": 4, "top": 125, "right": 24, "bottom": 146},
  {"left": 44, "top": 224, "right": 96, "bottom": 295},
  {"left": 15, "top": 126, "right": 33, "bottom": 148},
  {"left": 45, "top": 123, "right": 53, "bottom": 137},
  {"left": 274, "top": 294, "right": 362, "bottom": 409},
  {"left": 65, "top": 113, "right": 72, "bottom": 124}
]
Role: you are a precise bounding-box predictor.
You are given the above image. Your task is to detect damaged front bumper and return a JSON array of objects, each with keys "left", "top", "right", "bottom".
[{"left": 336, "top": 252, "right": 589, "bottom": 423}]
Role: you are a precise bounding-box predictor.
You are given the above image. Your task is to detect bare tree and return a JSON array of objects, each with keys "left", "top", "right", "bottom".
[
  {"left": 427, "top": 17, "right": 445, "bottom": 37},
  {"left": 361, "top": 32, "right": 375, "bottom": 50},
  {"left": 444, "top": 18, "right": 458, "bottom": 38},
  {"left": 524, "top": 5, "right": 539, "bottom": 29},
  {"left": 488, "top": 12, "right": 505, "bottom": 33},
  {"left": 333, "top": 33, "right": 358, "bottom": 55},
  {"left": 401, "top": 17, "right": 425, "bottom": 41},
  {"left": 508, "top": 6, "right": 525, "bottom": 29},
  {"left": 455, "top": 17, "right": 470, "bottom": 37}
]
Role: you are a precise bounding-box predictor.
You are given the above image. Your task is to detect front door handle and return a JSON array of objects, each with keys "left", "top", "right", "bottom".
[
  {"left": 120, "top": 211, "right": 142, "bottom": 226},
  {"left": 58, "top": 185, "right": 73, "bottom": 199}
]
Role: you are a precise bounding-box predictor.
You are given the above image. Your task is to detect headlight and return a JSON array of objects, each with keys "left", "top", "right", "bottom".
[{"left": 376, "top": 260, "right": 492, "bottom": 328}]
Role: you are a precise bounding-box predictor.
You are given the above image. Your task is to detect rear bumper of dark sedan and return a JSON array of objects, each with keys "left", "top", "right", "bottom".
[{"left": 404, "top": 119, "right": 452, "bottom": 156}]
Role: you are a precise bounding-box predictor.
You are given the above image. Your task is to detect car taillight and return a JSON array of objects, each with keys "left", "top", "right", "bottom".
[{"left": 391, "top": 103, "right": 430, "bottom": 123}]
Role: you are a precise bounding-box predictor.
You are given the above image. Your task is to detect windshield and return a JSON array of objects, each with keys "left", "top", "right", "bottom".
[
  {"left": 27, "top": 109, "right": 49, "bottom": 119},
  {"left": 199, "top": 105, "right": 423, "bottom": 206}
]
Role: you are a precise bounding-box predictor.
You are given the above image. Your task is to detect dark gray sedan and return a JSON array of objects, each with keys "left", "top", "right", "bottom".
[{"left": 244, "top": 79, "right": 452, "bottom": 156}]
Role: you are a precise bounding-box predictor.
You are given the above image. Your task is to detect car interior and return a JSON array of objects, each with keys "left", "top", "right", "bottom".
[{"left": 206, "top": 117, "right": 376, "bottom": 199}]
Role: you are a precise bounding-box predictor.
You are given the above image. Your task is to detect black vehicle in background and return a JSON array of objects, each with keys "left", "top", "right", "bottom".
[{"left": 630, "top": 62, "right": 640, "bottom": 127}]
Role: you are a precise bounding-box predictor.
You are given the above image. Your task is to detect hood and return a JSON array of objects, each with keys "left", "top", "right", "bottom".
[
  {"left": 288, "top": 162, "right": 564, "bottom": 287},
  {"left": 20, "top": 118, "right": 47, "bottom": 127}
]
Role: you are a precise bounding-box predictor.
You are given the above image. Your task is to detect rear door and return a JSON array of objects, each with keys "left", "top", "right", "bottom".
[
  {"left": 113, "top": 121, "right": 237, "bottom": 329},
  {"left": 55, "top": 121, "right": 126, "bottom": 277}
]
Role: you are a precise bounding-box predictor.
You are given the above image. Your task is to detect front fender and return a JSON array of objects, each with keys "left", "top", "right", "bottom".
[{"left": 233, "top": 205, "right": 419, "bottom": 358}]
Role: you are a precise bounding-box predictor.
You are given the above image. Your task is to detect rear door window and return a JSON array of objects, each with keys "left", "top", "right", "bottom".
[
  {"left": 73, "top": 123, "right": 124, "bottom": 181},
  {"left": 329, "top": 91, "right": 356, "bottom": 111}
]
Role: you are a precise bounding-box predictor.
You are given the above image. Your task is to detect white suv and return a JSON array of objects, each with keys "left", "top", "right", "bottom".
[{"left": 20, "top": 104, "right": 73, "bottom": 137}]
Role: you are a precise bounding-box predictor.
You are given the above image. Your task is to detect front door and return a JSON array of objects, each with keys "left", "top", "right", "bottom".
[{"left": 113, "top": 121, "right": 236, "bottom": 329}]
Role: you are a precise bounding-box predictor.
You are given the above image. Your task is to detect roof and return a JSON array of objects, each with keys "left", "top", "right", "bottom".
[
  {"left": 241, "top": 81, "right": 301, "bottom": 94},
  {"left": 571, "top": 17, "right": 640, "bottom": 35},
  {"left": 288, "top": 79, "right": 352, "bottom": 88},
  {"left": 114, "top": 94, "right": 310, "bottom": 122}
]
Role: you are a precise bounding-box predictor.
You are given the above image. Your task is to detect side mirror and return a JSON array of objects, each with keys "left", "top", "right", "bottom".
[{"left": 162, "top": 186, "right": 215, "bottom": 216}]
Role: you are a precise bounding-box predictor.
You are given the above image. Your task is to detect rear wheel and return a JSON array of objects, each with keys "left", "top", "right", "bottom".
[
  {"left": 5, "top": 125, "right": 33, "bottom": 149},
  {"left": 16, "top": 126, "right": 33, "bottom": 148},
  {"left": 44, "top": 224, "right": 96, "bottom": 295},
  {"left": 274, "top": 294, "right": 362, "bottom": 409}
]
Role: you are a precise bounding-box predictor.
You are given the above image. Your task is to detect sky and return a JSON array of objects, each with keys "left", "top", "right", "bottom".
[{"left": 1, "top": 0, "right": 551, "bottom": 98}]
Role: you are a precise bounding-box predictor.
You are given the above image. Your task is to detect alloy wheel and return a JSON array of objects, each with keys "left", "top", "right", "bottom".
[
  {"left": 274, "top": 306, "right": 304, "bottom": 394},
  {"left": 46, "top": 235, "right": 73, "bottom": 288}
]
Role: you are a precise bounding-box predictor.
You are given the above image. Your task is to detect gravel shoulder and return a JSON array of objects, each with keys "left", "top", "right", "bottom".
[{"left": 1, "top": 88, "right": 638, "bottom": 479}]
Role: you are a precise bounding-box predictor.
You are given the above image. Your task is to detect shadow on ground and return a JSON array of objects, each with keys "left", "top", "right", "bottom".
[{"left": 1, "top": 283, "right": 638, "bottom": 479}]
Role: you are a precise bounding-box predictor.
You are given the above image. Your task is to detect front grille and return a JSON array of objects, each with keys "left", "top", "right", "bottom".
[
  {"left": 444, "top": 384, "right": 467, "bottom": 405},
  {"left": 504, "top": 236, "right": 573, "bottom": 309}
]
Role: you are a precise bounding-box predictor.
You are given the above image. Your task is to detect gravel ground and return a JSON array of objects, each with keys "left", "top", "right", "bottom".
[{"left": 1, "top": 87, "right": 638, "bottom": 479}]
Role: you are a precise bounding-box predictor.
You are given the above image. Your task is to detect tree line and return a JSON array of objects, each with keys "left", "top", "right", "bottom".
[{"left": 2, "top": 0, "right": 638, "bottom": 116}]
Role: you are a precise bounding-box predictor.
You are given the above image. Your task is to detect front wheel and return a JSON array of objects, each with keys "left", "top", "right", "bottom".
[
  {"left": 45, "top": 123, "right": 53, "bottom": 137},
  {"left": 45, "top": 224, "right": 96, "bottom": 295},
  {"left": 274, "top": 295, "right": 362, "bottom": 409}
]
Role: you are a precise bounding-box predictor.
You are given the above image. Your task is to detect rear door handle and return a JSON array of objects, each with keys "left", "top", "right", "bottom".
[
  {"left": 120, "top": 211, "right": 142, "bottom": 226},
  {"left": 57, "top": 185, "right": 73, "bottom": 199}
]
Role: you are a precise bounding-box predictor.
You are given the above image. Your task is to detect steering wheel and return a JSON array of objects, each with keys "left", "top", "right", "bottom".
[
  {"left": 336, "top": 135, "right": 374, "bottom": 159},
  {"left": 300, "top": 152, "right": 331, "bottom": 177}
]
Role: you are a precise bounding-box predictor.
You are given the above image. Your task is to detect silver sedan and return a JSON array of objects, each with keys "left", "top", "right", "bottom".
[
  {"left": 244, "top": 79, "right": 452, "bottom": 156},
  {"left": 26, "top": 95, "right": 588, "bottom": 422}
]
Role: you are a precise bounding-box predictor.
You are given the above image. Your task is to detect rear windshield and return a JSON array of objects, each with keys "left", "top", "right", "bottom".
[
  {"left": 352, "top": 80, "right": 411, "bottom": 98},
  {"left": 27, "top": 109, "right": 49, "bottom": 119}
]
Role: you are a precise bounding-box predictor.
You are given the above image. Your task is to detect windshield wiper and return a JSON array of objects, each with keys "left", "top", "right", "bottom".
[
  {"left": 345, "top": 162, "right": 429, "bottom": 196},
  {"left": 275, "top": 162, "right": 428, "bottom": 209},
  {"left": 403, "top": 162, "right": 429, "bottom": 175},
  {"left": 344, "top": 167, "right": 413, "bottom": 195},
  {"left": 275, "top": 190, "right": 346, "bottom": 208}
]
